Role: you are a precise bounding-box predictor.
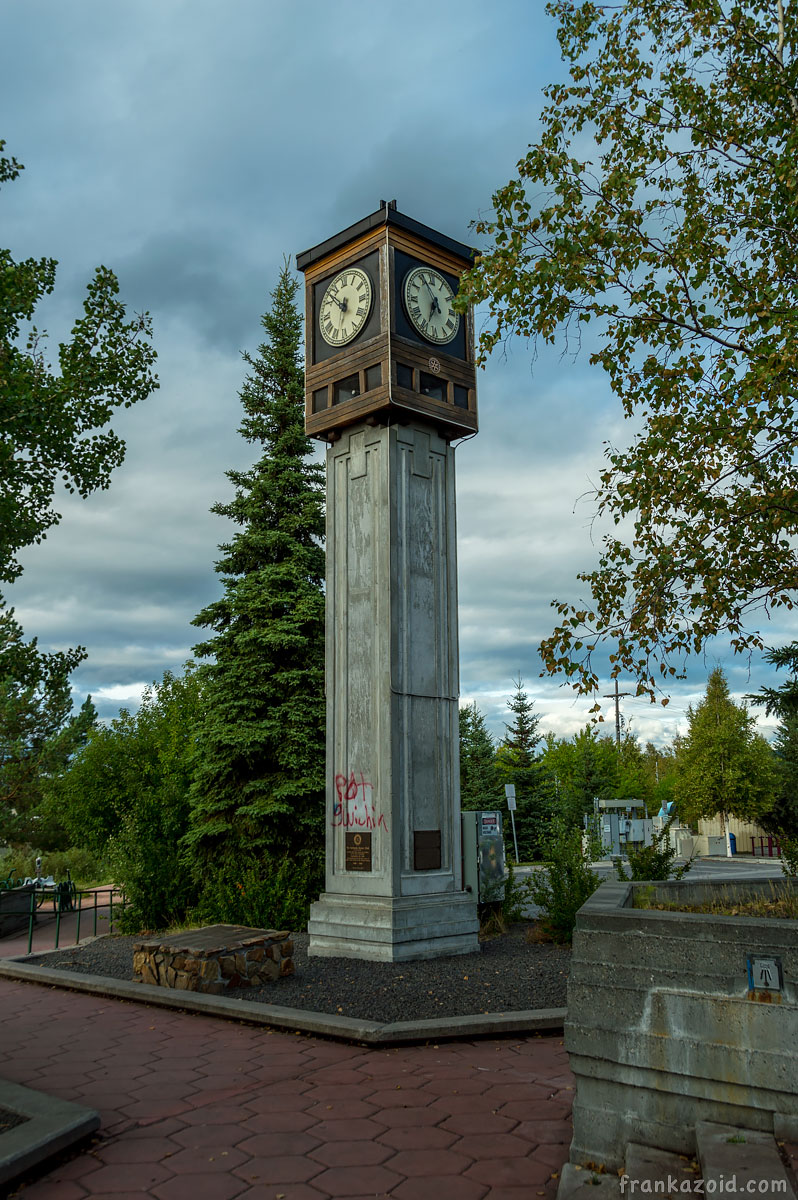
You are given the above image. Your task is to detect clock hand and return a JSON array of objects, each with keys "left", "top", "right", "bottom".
[{"left": 421, "top": 277, "right": 442, "bottom": 320}]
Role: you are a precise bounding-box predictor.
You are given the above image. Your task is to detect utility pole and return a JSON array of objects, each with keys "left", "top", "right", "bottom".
[{"left": 603, "top": 678, "right": 633, "bottom": 748}]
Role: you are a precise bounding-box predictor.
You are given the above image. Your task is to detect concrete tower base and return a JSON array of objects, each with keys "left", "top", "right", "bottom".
[{"left": 308, "top": 891, "right": 479, "bottom": 962}]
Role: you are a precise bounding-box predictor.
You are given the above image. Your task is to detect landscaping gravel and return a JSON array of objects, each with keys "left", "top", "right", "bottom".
[
  {"left": 0, "top": 1105, "right": 30, "bottom": 1133},
  {"left": 27, "top": 924, "right": 570, "bottom": 1023}
]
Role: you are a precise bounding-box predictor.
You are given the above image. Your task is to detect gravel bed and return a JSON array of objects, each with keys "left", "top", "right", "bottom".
[
  {"left": 0, "top": 1105, "right": 30, "bottom": 1133},
  {"left": 26, "top": 924, "right": 570, "bottom": 1023}
]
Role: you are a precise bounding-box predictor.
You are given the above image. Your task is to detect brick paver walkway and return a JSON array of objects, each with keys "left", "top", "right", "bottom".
[{"left": 1, "top": 978, "right": 573, "bottom": 1199}]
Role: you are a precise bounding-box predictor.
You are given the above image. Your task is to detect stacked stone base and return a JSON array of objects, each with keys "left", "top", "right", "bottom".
[{"left": 133, "top": 924, "right": 294, "bottom": 995}]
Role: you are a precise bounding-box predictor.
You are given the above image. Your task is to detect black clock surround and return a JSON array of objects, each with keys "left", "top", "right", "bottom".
[{"left": 297, "top": 203, "right": 478, "bottom": 442}]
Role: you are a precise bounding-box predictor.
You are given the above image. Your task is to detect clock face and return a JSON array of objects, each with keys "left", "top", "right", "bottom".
[
  {"left": 318, "top": 266, "right": 373, "bottom": 347},
  {"left": 403, "top": 266, "right": 460, "bottom": 344}
]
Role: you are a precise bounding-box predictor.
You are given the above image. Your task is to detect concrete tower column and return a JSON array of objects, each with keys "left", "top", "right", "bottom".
[{"left": 307, "top": 420, "right": 480, "bottom": 961}]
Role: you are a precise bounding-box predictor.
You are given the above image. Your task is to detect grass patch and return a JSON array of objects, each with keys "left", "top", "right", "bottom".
[{"left": 633, "top": 882, "right": 798, "bottom": 919}]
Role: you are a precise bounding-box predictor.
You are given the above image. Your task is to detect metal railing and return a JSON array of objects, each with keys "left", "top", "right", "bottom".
[
  {"left": 22, "top": 885, "right": 127, "bottom": 955},
  {"left": 751, "top": 835, "right": 782, "bottom": 858}
]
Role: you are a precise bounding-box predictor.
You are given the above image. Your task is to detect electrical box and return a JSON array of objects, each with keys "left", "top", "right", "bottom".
[
  {"left": 461, "top": 810, "right": 506, "bottom": 903},
  {"left": 591, "top": 799, "right": 653, "bottom": 856}
]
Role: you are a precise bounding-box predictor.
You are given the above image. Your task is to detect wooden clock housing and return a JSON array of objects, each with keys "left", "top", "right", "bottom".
[{"left": 297, "top": 203, "right": 478, "bottom": 441}]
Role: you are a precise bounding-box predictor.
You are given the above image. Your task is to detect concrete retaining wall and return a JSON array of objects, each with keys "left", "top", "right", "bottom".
[
  {"left": 565, "top": 879, "right": 798, "bottom": 1169},
  {"left": 0, "top": 886, "right": 34, "bottom": 938}
]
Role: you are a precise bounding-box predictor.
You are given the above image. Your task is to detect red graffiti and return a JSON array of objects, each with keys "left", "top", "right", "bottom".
[{"left": 332, "top": 771, "right": 388, "bottom": 831}]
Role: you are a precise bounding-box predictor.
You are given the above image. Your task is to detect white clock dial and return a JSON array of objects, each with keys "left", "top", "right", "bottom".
[
  {"left": 318, "top": 266, "right": 373, "bottom": 347},
  {"left": 403, "top": 266, "right": 460, "bottom": 344}
]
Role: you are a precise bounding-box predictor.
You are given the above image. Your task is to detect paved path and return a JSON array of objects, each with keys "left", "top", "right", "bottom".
[
  {"left": 0, "top": 889, "right": 124, "bottom": 960},
  {"left": 1, "top": 977, "right": 573, "bottom": 1199}
]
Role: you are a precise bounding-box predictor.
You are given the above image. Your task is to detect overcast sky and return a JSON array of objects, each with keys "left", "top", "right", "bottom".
[{"left": 2, "top": 0, "right": 790, "bottom": 747}]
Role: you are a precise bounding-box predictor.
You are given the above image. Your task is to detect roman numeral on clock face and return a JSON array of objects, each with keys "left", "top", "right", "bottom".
[{"left": 319, "top": 265, "right": 373, "bottom": 347}]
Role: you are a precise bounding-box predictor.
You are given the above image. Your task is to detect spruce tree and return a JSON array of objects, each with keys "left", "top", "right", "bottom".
[
  {"left": 185, "top": 264, "right": 325, "bottom": 926},
  {"left": 458, "top": 702, "right": 499, "bottom": 811},
  {"left": 497, "top": 676, "right": 549, "bottom": 860}
]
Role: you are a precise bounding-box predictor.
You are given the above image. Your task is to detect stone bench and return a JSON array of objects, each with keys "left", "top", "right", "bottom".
[{"left": 133, "top": 924, "right": 294, "bottom": 995}]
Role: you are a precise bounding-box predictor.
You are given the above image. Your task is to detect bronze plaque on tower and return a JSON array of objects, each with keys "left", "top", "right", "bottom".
[
  {"left": 345, "top": 832, "right": 372, "bottom": 872},
  {"left": 413, "top": 830, "right": 442, "bottom": 871}
]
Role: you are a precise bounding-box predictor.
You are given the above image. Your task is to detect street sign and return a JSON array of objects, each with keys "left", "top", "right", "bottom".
[{"left": 504, "top": 785, "right": 519, "bottom": 860}]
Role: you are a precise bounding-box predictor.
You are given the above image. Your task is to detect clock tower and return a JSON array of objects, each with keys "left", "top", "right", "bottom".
[
  {"left": 298, "top": 204, "right": 480, "bottom": 962},
  {"left": 298, "top": 199, "right": 478, "bottom": 443}
]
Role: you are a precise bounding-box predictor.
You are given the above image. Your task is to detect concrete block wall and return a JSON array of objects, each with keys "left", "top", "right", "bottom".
[{"left": 565, "top": 880, "right": 798, "bottom": 1169}]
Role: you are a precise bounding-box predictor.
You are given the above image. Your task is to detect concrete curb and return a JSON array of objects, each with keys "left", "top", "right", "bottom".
[
  {"left": 0, "top": 1078, "right": 100, "bottom": 1187},
  {"left": 0, "top": 958, "right": 566, "bottom": 1045}
]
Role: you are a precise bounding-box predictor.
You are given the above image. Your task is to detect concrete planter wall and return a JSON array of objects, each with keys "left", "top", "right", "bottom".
[{"left": 566, "top": 878, "right": 798, "bottom": 1169}]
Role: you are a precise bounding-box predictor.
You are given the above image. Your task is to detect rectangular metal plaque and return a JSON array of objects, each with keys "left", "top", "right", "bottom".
[
  {"left": 413, "top": 829, "right": 442, "bottom": 871},
  {"left": 747, "top": 956, "right": 783, "bottom": 992},
  {"left": 345, "top": 832, "right": 372, "bottom": 872}
]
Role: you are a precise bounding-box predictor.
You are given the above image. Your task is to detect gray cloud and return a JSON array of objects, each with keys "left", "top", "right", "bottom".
[{"left": 1, "top": 0, "right": 788, "bottom": 744}]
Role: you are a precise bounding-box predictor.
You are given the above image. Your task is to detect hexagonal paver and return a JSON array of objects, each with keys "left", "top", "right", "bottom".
[
  {"left": 93, "top": 1136, "right": 182, "bottom": 1164},
  {"left": 129, "top": 1080, "right": 201, "bottom": 1102},
  {"left": 228, "top": 1187, "right": 325, "bottom": 1200},
  {"left": 152, "top": 1174, "right": 246, "bottom": 1200},
  {"left": 511, "top": 1117, "right": 573, "bottom": 1143},
  {"left": 441, "top": 1111, "right": 518, "bottom": 1136},
  {"left": 459, "top": 1131, "right": 539, "bottom": 1159},
  {"left": 532, "top": 1141, "right": 571, "bottom": 1168},
  {"left": 85, "top": 1162, "right": 175, "bottom": 1192},
  {"left": 171, "top": 1123, "right": 251, "bottom": 1150},
  {"left": 163, "top": 1146, "right": 249, "bottom": 1174},
  {"left": 366, "top": 1087, "right": 436, "bottom": 1109},
  {"left": 429, "top": 1092, "right": 506, "bottom": 1115},
  {"left": 419, "top": 1076, "right": 488, "bottom": 1096},
  {"left": 303, "top": 1098, "right": 377, "bottom": 1120},
  {"left": 377, "top": 1124, "right": 459, "bottom": 1151},
  {"left": 239, "top": 1109, "right": 317, "bottom": 1134},
  {"left": 121, "top": 1116, "right": 188, "bottom": 1140},
  {"left": 232, "top": 1154, "right": 323, "bottom": 1185},
  {"left": 465, "top": 1155, "right": 552, "bottom": 1188},
  {"left": 119, "top": 1098, "right": 191, "bottom": 1122},
  {"left": 392, "top": 1177, "right": 489, "bottom": 1200},
  {"left": 39, "top": 1156, "right": 103, "bottom": 1182},
  {"left": 310, "top": 1163, "right": 405, "bottom": 1197},
  {"left": 310, "top": 1138, "right": 395, "bottom": 1168},
  {"left": 384, "top": 1147, "right": 474, "bottom": 1176},
  {"left": 176, "top": 1104, "right": 255, "bottom": 1125},
  {"left": 307, "top": 1067, "right": 371, "bottom": 1085},
  {"left": 236, "top": 1131, "right": 321, "bottom": 1157},
  {"left": 13, "top": 1183, "right": 87, "bottom": 1200},
  {"left": 375, "top": 1105, "right": 447, "bottom": 1128}
]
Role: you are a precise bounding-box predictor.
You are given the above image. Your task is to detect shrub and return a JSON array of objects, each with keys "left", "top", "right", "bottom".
[
  {"left": 525, "top": 819, "right": 602, "bottom": 943},
  {"left": 782, "top": 837, "right": 798, "bottom": 878},
  {"left": 615, "top": 817, "right": 693, "bottom": 882},
  {"left": 110, "top": 792, "right": 198, "bottom": 933},
  {"left": 500, "top": 860, "right": 538, "bottom": 923},
  {"left": 191, "top": 850, "right": 324, "bottom": 933}
]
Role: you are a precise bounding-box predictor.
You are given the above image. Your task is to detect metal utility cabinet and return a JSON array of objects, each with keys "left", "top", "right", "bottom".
[{"left": 461, "top": 811, "right": 506, "bottom": 903}]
